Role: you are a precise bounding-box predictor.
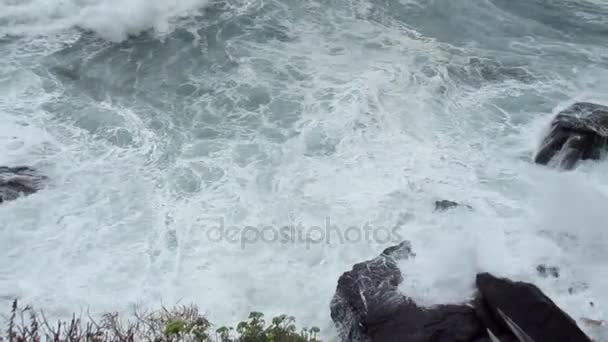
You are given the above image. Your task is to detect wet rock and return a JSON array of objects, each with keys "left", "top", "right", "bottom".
[
  {"left": 367, "top": 302, "right": 485, "bottom": 342},
  {"left": 475, "top": 272, "right": 592, "bottom": 342},
  {"left": 534, "top": 102, "right": 608, "bottom": 170},
  {"left": 434, "top": 199, "right": 472, "bottom": 211},
  {"left": 331, "top": 240, "right": 592, "bottom": 341},
  {"left": 536, "top": 264, "right": 560, "bottom": 278},
  {"left": 330, "top": 241, "right": 412, "bottom": 342},
  {"left": 0, "top": 166, "right": 47, "bottom": 203},
  {"left": 330, "top": 241, "right": 485, "bottom": 342}
]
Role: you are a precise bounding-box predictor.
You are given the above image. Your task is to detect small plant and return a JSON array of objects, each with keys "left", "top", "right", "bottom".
[
  {"left": 215, "top": 312, "right": 320, "bottom": 342},
  {"left": 1, "top": 300, "right": 324, "bottom": 342},
  {"left": 164, "top": 317, "right": 209, "bottom": 341}
]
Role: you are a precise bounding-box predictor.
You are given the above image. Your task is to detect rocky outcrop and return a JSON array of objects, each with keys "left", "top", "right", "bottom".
[
  {"left": 331, "top": 242, "right": 593, "bottom": 342},
  {"left": 534, "top": 102, "right": 608, "bottom": 170},
  {"left": 330, "top": 241, "right": 486, "bottom": 342},
  {"left": 475, "top": 272, "right": 591, "bottom": 342},
  {"left": 0, "top": 166, "right": 47, "bottom": 203}
]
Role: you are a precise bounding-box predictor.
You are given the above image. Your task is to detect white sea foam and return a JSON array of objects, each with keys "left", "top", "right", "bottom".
[
  {"left": 1, "top": 0, "right": 608, "bottom": 340},
  {"left": 0, "top": 0, "right": 209, "bottom": 41}
]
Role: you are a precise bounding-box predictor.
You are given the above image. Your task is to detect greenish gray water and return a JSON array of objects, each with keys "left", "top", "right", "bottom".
[{"left": 1, "top": 0, "right": 608, "bottom": 339}]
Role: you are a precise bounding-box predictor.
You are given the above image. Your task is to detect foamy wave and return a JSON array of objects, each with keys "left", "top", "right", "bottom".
[{"left": 0, "top": 0, "right": 209, "bottom": 41}]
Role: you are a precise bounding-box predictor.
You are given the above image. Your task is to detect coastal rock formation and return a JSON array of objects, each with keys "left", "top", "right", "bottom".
[
  {"left": 0, "top": 166, "right": 47, "bottom": 203},
  {"left": 330, "top": 242, "right": 593, "bottom": 342},
  {"left": 475, "top": 272, "right": 591, "bottom": 342},
  {"left": 330, "top": 241, "right": 485, "bottom": 342},
  {"left": 534, "top": 102, "right": 608, "bottom": 170}
]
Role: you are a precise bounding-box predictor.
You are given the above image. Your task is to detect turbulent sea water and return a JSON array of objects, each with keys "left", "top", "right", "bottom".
[{"left": 1, "top": 0, "right": 608, "bottom": 339}]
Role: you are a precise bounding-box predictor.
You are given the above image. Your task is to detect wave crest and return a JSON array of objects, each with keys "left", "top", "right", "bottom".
[{"left": 0, "top": 0, "right": 209, "bottom": 41}]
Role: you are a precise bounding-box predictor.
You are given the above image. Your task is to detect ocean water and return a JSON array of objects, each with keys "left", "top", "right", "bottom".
[{"left": 1, "top": 0, "right": 608, "bottom": 340}]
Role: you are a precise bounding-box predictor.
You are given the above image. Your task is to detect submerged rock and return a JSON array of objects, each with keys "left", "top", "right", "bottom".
[
  {"left": 330, "top": 241, "right": 485, "bottom": 342},
  {"left": 534, "top": 102, "right": 608, "bottom": 170},
  {"left": 434, "top": 199, "right": 472, "bottom": 212},
  {"left": 0, "top": 166, "right": 47, "bottom": 203},
  {"left": 536, "top": 264, "right": 560, "bottom": 278}
]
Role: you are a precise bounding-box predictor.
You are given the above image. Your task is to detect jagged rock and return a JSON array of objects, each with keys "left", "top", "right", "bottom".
[
  {"left": 330, "top": 241, "right": 485, "bottom": 342},
  {"left": 329, "top": 241, "right": 412, "bottom": 341},
  {"left": 475, "top": 272, "right": 592, "bottom": 342},
  {"left": 534, "top": 102, "right": 608, "bottom": 170},
  {"left": 0, "top": 166, "right": 47, "bottom": 203},
  {"left": 434, "top": 199, "right": 472, "bottom": 212},
  {"left": 331, "top": 240, "right": 593, "bottom": 342}
]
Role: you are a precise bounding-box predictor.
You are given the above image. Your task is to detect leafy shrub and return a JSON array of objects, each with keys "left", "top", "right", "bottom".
[{"left": 214, "top": 312, "right": 320, "bottom": 342}]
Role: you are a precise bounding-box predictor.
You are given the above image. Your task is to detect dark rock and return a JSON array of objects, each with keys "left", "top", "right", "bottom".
[
  {"left": 534, "top": 102, "right": 608, "bottom": 170},
  {"left": 475, "top": 272, "right": 592, "bottom": 342},
  {"left": 368, "top": 302, "right": 485, "bottom": 342},
  {"left": 331, "top": 239, "right": 592, "bottom": 341},
  {"left": 536, "top": 264, "right": 560, "bottom": 278},
  {"left": 330, "top": 241, "right": 485, "bottom": 342},
  {"left": 0, "top": 166, "right": 47, "bottom": 203},
  {"left": 330, "top": 241, "right": 412, "bottom": 342},
  {"left": 434, "top": 199, "right": 472, "bottom": 212},
  {"left": 381, "top": 240, "right": 416, "bottom": 259}
]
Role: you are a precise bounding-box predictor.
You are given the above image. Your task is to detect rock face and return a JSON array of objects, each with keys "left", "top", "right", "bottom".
[
  {"left": 534, "top": 102, "right": 608, "bottom": 170},
  {"left": 475, "top": 272, "right": 591, "bottom": 342},
  {"left": 331, "top": 242, "right": 593, "bottom": 342},
  {"left": 0, "top": 166, "right": 47, "bottom": 203},
  {"left": 330, "top": 241, "right": 485, "bottom": 342}
]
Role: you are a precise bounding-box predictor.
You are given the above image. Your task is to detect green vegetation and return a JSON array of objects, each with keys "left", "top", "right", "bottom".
[
  {"left": 216, "top": 312, "right": 320, "bottom": 342},
  {"left": 1, "top": 300, "right": 323, "bottom": 342}
]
